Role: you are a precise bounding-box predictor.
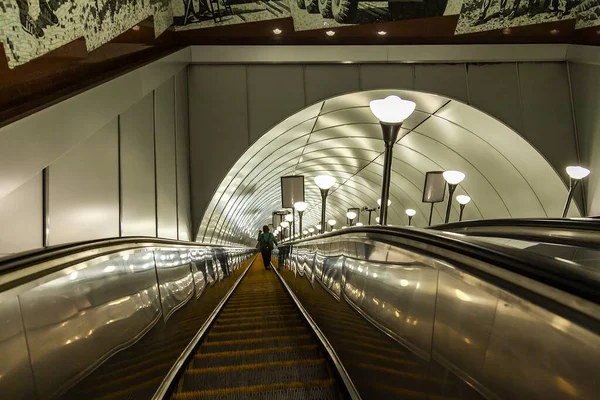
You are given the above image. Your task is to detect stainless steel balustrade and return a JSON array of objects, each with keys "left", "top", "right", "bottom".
[
  {"left": 0, "top": 242, "right": 254, "bottom": 400},
  {"left": 276, "top": 231, "right": 600, "bottom": 400}
]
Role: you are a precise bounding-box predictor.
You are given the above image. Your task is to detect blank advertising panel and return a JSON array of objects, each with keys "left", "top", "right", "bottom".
[
  {"left": 281, "top": 176, "right": 305, "bottom": 209},
  {"left": 423, "top": 171, "right": 446, "bottom": 203}
]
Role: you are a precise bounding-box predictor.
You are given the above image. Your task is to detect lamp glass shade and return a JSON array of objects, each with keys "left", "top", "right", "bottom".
[
  {"left": 456, "top": 195, "right": 471, "bottom": 205},
  {"left": 308, "top": 228, "right": 315, "bottom": 233},
  {"left": 377, "top": 199, "right": 392, "bottom": 206},
  {"left": 285, "top": 214, "right": 294, "bottom": 222},
  {"left": 566, "top": 166, "right": 591, "bottom": 180},
  {"left": 355, "top": 222, "right": 364, "bottom": 227},
  {"left": 294, "top": 201, "right": 309, "bottom": 212},
  {"left": 376, "top": 217, "right": 380, "bottom": 223},
  {"left": 405, "top": 209, "right": 417, "bottom": 217},
  {"left": 280, "top": 221, "right": 289, "bottom": 228},
  {"left": 443, "top": 170, "right": 466, "bottom": 185},
  {"left": 342, "top": 226, "right": 348, "bottom": 229},
  {"left": 303, "top": 230, "right": 308, "bottom": 235},
  {"left": 346, "top": 211, "right": 357, "bottom": 220},
  {"left": 314, "top": 175, "right": 336, "bottom": 190},
  {"left": 328, "top": 219, "right": 337, "bottom": 226},
  {"left": 369, "top": 96, "right": 416, "bottom": 123},
  {"left": 316, "top": 224, "right": 321, "bottom": 230}
]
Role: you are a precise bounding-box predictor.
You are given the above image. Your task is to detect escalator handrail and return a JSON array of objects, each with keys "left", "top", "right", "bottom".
[
  {"left": 430, "top": 217, "right": 600, "bottom": 232},
  {"left": 0, "top": 236, "right": 251, "bottom": 289},
  {"left": 281, "top": 226, "right": 600, "bottom": 306}
]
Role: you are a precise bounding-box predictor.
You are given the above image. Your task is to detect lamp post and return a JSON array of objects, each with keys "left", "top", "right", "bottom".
[
  {"left": 308, "top": 227, "right": 315, "bottom": 236},
  {"left": 284, "top": 213, "right": 293, "bottom": 237},
  {"left": 456, "top": 195, "right": 471, "bottom": 222},
  {"left": 294, "top": 201, "right": 308, "bottom": 240},
  {"left": 443, "top": 170, "right": 466, "bottom": 224},
  {"left": 303, "top": 230, "right": 308, "bottom": 238},
  {"left": 280, "top": 221, "right": 289, "bottom": 241},
  {"left": 346, "top": 211, "right": 357, "bottom": 226},
  {"left": 405, "top": 209, "right": 416, "bottom": 226},
  {"left": 328, "top": 219, "right": 336, "bottom": 231},
  {"left": 315, "top": 175, "right": 336, "bottom": 234},
  {"left": 316, "top": 224, "right": 322, "bottom": 234},
  {"left": 375, "top": 217, "right": 380, "bottom": 224},
  {"left": 562, "top": 166, "right": 591, "bottom": 217},
  {"left": 370, "top": 95, "right": 416, "bottom": 226}
]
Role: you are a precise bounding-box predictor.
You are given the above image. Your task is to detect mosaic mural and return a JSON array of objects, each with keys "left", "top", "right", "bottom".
[
  {"left": 0, "top": 0, "right": 173, "bottom": 68},
  {"left": 171, "top": 0, "right": 290, "bottom": 30},
  {"left": 290, "top": 0, "right": 463, "bottom": 31},
  {"left": 455, "top": 0, "right": 577, "bottom": 33}
]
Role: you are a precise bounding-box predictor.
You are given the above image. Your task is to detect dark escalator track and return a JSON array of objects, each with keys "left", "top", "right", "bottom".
[{"left": 171, "top": 255, "right": 346, "bottom": 400}]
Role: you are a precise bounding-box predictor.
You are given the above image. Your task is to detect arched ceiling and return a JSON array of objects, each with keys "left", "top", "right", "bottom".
[{"left": 196, "top": 89, "right": 579, "bottom": 246}]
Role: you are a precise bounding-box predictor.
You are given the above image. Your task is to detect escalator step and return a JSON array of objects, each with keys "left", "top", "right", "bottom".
[
  {"left": 212, "top": 317, "right": 304, "bottom": 330},
  {"left": 172, "top": 379, "right": 337, "bottom": 399},
  {"left": 205, "top": 326, "right": 308, "bottom": 341},
  {"left": 182, "top": 361, "right": 331, "bottom": 391},
  {"left": 198, "top": 334, "right": 315, "bottom": 353},
  {"left": 193, "top": 344, "right": 322, "bottom": 368}
]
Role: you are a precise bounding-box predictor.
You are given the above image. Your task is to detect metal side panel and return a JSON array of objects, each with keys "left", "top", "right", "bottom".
[
  {"left": 19, "top": 249, "right": 161, "bottom": 399},
  {"left": 481, "top": 290, "right": 600, "bottom": 400},
  {"left": 432, "top": 269, "right": 499, "bottom": 391},
  {"left": 154, "top": 249, "right": 194, "bottom": 322},
  {"left": 0, "top": 294, "right": 36, "bottom": 399}
]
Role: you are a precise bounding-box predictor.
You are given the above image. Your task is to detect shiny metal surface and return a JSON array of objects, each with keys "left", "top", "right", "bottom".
[
  {"left": 19, "top": 249, "right": 161, "bottom": 399},
  {"left": 278, "top": 232, "right": 600, "bottom": 400},
  {"left": 0, "top": 294, "right": 36, "bottom": 399},
  {"left": 155, "top": 249, "right": 194, "bottom": 321},
  {"left": 0, "top": 242, "right": 254, "bottom": 400}
]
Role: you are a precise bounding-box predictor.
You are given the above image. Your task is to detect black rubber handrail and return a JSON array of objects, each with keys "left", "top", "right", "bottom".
[
  {"left": 0, "top": 236, "right": 246, "bottom": 276},
  {"left": 430, "top": 217, "right": 600, "bottom": 232},
  {"left": 281, "top": 225, "right": 600, "bottom": 306}
]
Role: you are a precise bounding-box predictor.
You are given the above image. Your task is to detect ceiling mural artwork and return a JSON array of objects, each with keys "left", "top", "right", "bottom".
[
  {"left": 172, "top": 0, "right": 290, "bottom": 30},
  {"left": 0, "top": 0, "right": 173, "bottom": 68},
  {"left": 197, "top": 90, "right": 578, "bottom": 247},
  {"left": 290, "top": 0, "right": 462, "bottom": 31},
  {"left": 455, "top": 0, "right": 596, "bottom": 34}
]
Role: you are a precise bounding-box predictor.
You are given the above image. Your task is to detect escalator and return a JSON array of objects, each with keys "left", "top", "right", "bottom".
[{"left": 171, "top": 255, "right": 347, "bottom": 400}]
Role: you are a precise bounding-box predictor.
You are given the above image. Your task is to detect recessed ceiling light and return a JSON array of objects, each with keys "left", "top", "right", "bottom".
[
  {"left": 550, "top": 29, "right": 560, "bottom": 35},
  {"left": 326, "top": 30, "right": 335, "bottom": 36},
  {"left": 502, "top": 27, "right": 511, "bottom": 35},
  {"left": 132, "top": 25, "right": 141, "bottom": 31},
  {"left": 377, "top": 31, "right": 387, "bottom": 36},
  {"left": 273, "top": 28, "right": 282, "bottom": 35}
]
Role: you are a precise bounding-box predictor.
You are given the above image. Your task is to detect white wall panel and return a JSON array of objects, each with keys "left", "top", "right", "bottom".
[
  {"left": 466, "top": 63, "right": 523, "bottom": 134},
  {"left": 175, "top": 68, "right": 192, "bottom": 241},
  {"left": 48, "top": 120, "right": 119, "bottom": 245},
  {"left": 359, "top": 65, "right": 414, "bottom": 91},
  {"left": 154, "top": 79, "right": 178, "bottom": 240},
  {"left": 188, "top": 65, "right": 249, "bottom": 240},
  {"left": 120, "top": 93, "right": 157, "bottom": 237},
  {"left": 247, "top": 65, "right": 305, "bottom": 144},
  {"left": 304, "top": 65, "right": 360, "bottom": 105},
  {"left": 0, "top": 173, "right": 42, "bottom": 256},
  {"left": 569, "top": 62, "right": 600, "bottom": 215},
  {"left": 414, "top": 64, "right": 469, "bottom": 103},
  {"left": 518, "top": 63, "right": 578, "bottom": 184},
  {"left": 0, "top": 49, "right": 189, "bottom": 204}
]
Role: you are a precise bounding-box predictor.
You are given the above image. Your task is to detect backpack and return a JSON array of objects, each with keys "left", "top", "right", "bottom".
[{"left": 259, "top": 233, "right": 273, "bottom": 251}]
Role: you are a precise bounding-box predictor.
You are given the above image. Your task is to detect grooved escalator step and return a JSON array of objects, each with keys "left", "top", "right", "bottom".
[
  {"left": 193, "top": 344, "right": 322, "bottom": 368},
  {"left": 212, "top": 317, "right": 305, "bottom": 330},
  {"left": 181, "top": 360, "right": 331, "bottom": 391},
  {"left": 172, "top": 379, "right": 338, "bottom": 399},
  {"left": 205, "top": 326, "right": 308, "bottom": 341},
  {"left": 198, "top": 334, "right": 315, "bottom": 353}
]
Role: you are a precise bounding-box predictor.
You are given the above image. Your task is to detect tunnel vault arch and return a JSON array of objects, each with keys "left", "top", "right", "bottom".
[{"left": 196, "top": 89, "right": 579, "bottom": 246}]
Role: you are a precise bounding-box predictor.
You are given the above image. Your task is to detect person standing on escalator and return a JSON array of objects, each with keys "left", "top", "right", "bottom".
[{"left": 257, "top": 225, "right": 276, "bottom": 270}]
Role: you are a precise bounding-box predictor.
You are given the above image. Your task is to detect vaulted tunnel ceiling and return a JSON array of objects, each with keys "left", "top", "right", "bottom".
[{"left": 197, "top": 89, "right": 579, "bottom": 246}]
